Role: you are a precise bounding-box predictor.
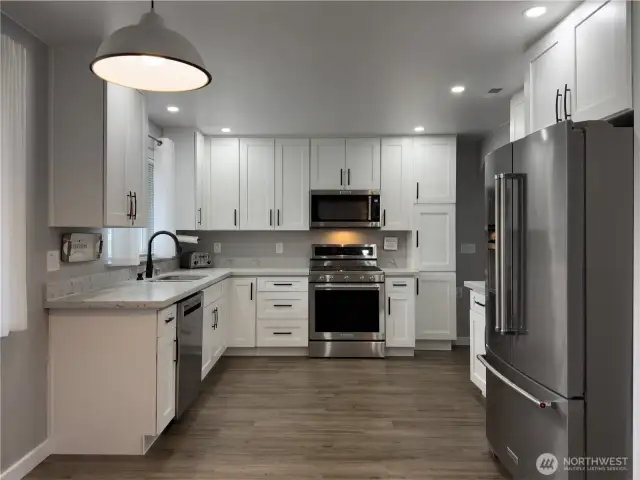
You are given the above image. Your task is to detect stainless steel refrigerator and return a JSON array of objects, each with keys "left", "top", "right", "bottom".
[{"left": 481, "top": 120, "right": 633, "bottom": 479}]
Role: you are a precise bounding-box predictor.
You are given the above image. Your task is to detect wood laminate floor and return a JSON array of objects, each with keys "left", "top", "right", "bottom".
[{"left": 27, "top": 349, "right": 509, "bottom": 479}]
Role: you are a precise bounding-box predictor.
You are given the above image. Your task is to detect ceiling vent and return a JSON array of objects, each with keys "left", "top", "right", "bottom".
[{"left": 487, "top": 88, "right": 503, "bottom": 94}]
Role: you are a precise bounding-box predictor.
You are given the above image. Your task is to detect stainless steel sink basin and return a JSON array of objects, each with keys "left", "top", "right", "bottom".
[{"left": 149, "top": 274, "right": 208, "bottom": 283}]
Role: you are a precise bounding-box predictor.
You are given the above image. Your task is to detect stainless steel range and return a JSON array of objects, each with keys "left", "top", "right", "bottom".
[{"left": 308, "top": 244, "right": 385, "bottom": 358}]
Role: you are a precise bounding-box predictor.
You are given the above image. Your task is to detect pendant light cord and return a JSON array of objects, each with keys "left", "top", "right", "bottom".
[{"left": 151, "top": 0, "right": 154, "bottom": 11}]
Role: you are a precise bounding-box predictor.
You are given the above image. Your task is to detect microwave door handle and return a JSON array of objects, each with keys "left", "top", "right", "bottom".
[{"left": 368, "top": 196, "right": 372, "bottom": 221}]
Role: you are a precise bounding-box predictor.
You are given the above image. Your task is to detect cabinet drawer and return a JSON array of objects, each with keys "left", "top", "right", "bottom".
[
  {"left": 203, "top": 281, "right": 225, "bottom": 306},
  {"left": 257, "top": 292, "right": 308, "bottom": 319},
  {"left": 157, "top": 305, "right": 177, "bottom": 337},
  {"left": 256, "top": 320, "right": 308, "bottom": 347},
  {"left": 257, "top": 277, "right": 308, "bottom": 292},
  {"left": 470, "top": 291, "right": 486, "bottom": 315},
  {"left": 385, "top": 277, "right": 415, "bottom": 294}
]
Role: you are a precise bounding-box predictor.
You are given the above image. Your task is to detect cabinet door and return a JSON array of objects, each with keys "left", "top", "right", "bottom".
[
  {"left": 381, "top": 138, "right": 412, "bottom": 230},
  {"left": 229, "top": 278, "right": 256, "bottom": 347},
  {"left": 128, "top": 90, "right": 147, "bottom": 227},
  {"left": 509, "top": 90, "right": 526, "bottom": 142},
  {"left": 210, "top": 138, "right": 240, "bottom": 230},
  {"left": 525, "top": 26, "right": 573, "bottom": 134},
  {"left": 104, "top": 83, "right": 134, "bottom": 227},
  {"left": 345, "top": 138, "right": 380, "bottom": 190},
  {"left": 416, "top": 272, "right": 456, "bottom": 341},
  {"left": 570, "top": 0, "right": 631, "bottom": 122},
  {"left": 195, "top": 132, "right": 209, "bottom": 230},
  {"left": 201, "top": 302, "right": 215, "bottom": 380},
  {"left": 470, "top": 309, "right": 486, "bottom": 394},
  {"left": 240, "top": 138, "right": 275, "bottom": 230},
  {"left": 413, "top": 204, "right": 456, "bottom": 272},
  {"left": 156, "top": 328, "right": 176, "bottom": 434},
  {"left": 310, "top": 138, "right": 346, "bottom": 190},
  {"left": 413, "top": 136, "right": 456, "bottom": 203},
  {"left": 211, "top": 296, "right": 226, "bottom": 363},
  {"left": 386, "top": 288, "right": 415, "bottom": 348},
  {"left": 275, "top": 139, "right": 309, "bottom": 230}
]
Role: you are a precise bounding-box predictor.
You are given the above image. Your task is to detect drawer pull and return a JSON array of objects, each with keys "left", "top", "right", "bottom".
[
  {"left": 474, "top": 300, "right": 485, "bottom": 308},
  {"left": 273, "top": 283, "right": 293, "bottom": 286},
  {"left": 273, "top": 304, "right": 293, "bottom": 308},
  {"left": 392, "top": 283, "right": 407, "bottom": 287},
  {"left": 165, "top": 316, "right": 175, "bottom": 324},
  {"left": 273, "top": 331, "right": 292, "bottom": 335}
]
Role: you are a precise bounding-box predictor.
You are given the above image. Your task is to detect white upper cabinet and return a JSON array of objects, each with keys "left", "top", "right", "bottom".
[
  {"left": 416, "top": 272, "right": 457, "bottom": 341},
  {"left": 275, "top": 139, "right": 310, "bottom": 230},
  {"left": 381, "top": 138, "right": 412, "bottom": 230},
  {"left": 310, "top": 138, "right": 346, "bottom": 190},
  {"left": 210, "top": 138, "right": 240, "bottom": 230},
  {"left": 345, "top": 138, "right": 381, "bottom": 190},
  {"left": 413, "top": 204, "right": 456, "bottom": 272},
  {"left": 413, "top": 136, "right": 456, "bottom": 204},
  {"left": 49, "top": 44, "right": 148, "bottom": 228},
  {"left": 240, "top": 138, "right": 276, "bottom": 230},
  {"left": 509, "top": 90, "right": 526, "bottom": 142},
  {"left": 569, "top": 0, "right": 631, "bottom": 122},
  {"left": 195, "top": 132, "right": 209, "bottom": 230}
]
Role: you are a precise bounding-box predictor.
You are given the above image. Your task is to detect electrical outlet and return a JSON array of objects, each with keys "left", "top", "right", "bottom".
[
  {"left": 275, "top": 242, "right": 284, "bottom": 254},
  {"left": 213, "top": 243, "right": 222, "bottom": 254},
  {"left": 460, "top": 243, "right": 476, "bottom": 254},
  {"left": 456, "top": 287, "right": 463, "bottom": 299}
]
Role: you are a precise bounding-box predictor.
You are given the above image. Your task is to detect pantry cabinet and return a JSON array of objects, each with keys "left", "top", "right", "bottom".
[
  {"left": 240, "top": 138, "right": 276, "bottom": 230},
  {"left": 413, "top": 136, "right": 456, "bottom": 204},
  {"left": 385, "top": 278, "right": 416, "bottom": 348},
  {"left": 229, "top": 278, "right": 257, "bottom": 347},
  {"left": 275, "top": 139, "right": 310, "bottom": 230},
  {"left": 49, "top": 45, "right": 147, "bottom": 228},
  {"left": 413, "top": 204, "right": 456, "bottom": 272},
  {"left": 210, "top": 138, "right": 240, "bottom": 230},
  {"left": 416, "top": 272, "right": 457, "bottom": 341},
  {"left": 381, "top": 138, "right": 412, "bottom": 230}
]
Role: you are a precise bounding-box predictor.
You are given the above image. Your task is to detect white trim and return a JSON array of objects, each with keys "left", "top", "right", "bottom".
[
  {"left": 385, "top": 347, "right": 415, "bottom": 357},
  {"left": 225, "top": 347, "right": 308, "bottom": 357},
  {"left": 0, "top": 440, "right": 50, "bottom": 480},
  {"left": 415, "top": 340, "right": 452, "bottom": 351},
  {"left": 453, "top": 337, "right": 470, "bottom": 346}
]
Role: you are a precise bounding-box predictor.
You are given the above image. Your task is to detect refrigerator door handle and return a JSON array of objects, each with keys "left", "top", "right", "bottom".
[
  {"left": 477, "top": 355, "right": 554, "bottom": 409},
  {"left": 495, "top": 174, "right": 508, "bottom": 334}
]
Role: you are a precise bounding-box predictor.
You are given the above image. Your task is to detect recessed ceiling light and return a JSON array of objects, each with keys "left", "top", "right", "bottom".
[
  {"left": 221, "top": 127, "right": 232, "bottom": 133},
  {"left": 451, "top": 85, "right": 465, "bottom": 94},
  {"left": 414, "top": 126, "right": 425, "bottom": 132},
  {"left": 167, "top": 105, "right": 179, "bottom": 113},
  {"left": 524, "top": 6, "right": 547, "bottom": 18}
]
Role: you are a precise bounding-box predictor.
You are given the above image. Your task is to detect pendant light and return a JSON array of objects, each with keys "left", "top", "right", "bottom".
[{"left": 90, "top": 1, "right": 211, "bottom": 92}]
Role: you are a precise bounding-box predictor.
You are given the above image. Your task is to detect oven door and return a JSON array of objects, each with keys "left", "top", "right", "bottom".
[
  {"left": 309, "top": 283, "right": 385, "bottom": 341},
  {"left": 310, "top": 191, "right": 381, "bottom": 228}
]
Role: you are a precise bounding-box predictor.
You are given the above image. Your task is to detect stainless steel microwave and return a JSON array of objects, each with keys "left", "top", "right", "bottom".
[{"left": 310, "top": 190, "right": 381, "bottom": 228}]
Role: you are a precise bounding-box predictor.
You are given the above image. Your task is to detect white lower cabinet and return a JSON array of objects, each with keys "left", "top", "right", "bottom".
[
  {"left": 229, "top": 278, "right": 257, "bottom": 347},
  {"left": 202, "top": 280, "right": 229, "bottom": 380},
  {"left": 257, "top": 320, "right": 308, "bottom": 347},
  {"left": 385, "top": 278, "right": 416, "bottom": 348},
  {"left": 156, "top": 324, "right": 177, "bottom": 433},
  {"left": 415, "top": 272, "right": 457, "bottom": 341},
  {"left": 469, "top": 291, "right": 487, "bottom": 396},
  {"left": 256, "top": 278, "right": 308, "bottom": 347}
]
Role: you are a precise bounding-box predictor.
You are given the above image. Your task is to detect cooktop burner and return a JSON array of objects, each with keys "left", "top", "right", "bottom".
[{"left": 309, "top": 244, "right": 384, "bottom": 283}]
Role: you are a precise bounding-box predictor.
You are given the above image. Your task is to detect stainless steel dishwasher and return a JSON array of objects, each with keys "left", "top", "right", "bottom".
[{"left": 176, "top": 292, "right": 203, "bottom": 419}]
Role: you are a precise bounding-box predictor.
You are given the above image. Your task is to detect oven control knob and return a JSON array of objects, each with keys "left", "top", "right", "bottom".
[
  {"left": 318, "top": 275, "right": 326, "bottom": 281},
  {"left": 360, "top": 276, "right": 365, "bottom": 280},
  {"left": 326, "top": 275, "right": 332, "bottom": 281},
  {"left": 344, "top": 276, "right": 350, "bottom": 281},
  {"left": 369, "top": 275, "right": 375, "bottom": 281}
]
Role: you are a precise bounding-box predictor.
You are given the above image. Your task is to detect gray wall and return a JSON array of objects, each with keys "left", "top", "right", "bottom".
[
  {"left": 481, "top": 121, "right": 510, "bottom": 163},
  {"left": 455, "top": 138, "right": 485, "bottom": 338}
]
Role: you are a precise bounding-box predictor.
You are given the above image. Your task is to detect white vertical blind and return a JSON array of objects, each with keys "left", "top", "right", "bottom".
[
  {"left": 0, "top": 33, "right": 28, "bottom": 336},
  {"left": 153, "top": 138, "right": 176, "bottom": 258}
]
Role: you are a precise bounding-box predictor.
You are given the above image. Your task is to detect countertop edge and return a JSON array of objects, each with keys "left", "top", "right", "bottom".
[
  {"left": 463, "top": 281, "right": 486, "bottom": 295},
  {"left": 382, "top": 269, "right": 419, "bottom": 277}
]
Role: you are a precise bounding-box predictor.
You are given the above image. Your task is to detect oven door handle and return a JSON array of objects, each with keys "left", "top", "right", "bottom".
[{"left": 312, "top": 283, "right": 382, "bottom": 290}]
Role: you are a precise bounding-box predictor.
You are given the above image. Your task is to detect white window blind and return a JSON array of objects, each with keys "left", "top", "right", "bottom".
[{"left": 0, "top": 33, "right": 28, "bottom": 336}]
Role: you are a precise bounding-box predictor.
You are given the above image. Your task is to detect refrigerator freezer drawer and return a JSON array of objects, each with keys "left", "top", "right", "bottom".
[{"left": 485, "top": 356, "right": 584, "bottom": 479}]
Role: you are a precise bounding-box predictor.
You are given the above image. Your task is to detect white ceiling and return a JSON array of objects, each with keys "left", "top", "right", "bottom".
[{"left": 3, "top": 1, "right": 578, "bottom": 136}]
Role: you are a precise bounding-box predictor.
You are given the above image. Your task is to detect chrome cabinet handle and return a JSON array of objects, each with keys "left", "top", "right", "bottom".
[{"left": 477, "top": 355, "right": 554, "bottom": 409}]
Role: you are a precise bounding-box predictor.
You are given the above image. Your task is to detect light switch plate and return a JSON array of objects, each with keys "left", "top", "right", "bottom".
[
  {"left": 383, "top": 237, "right": 398, "bottom": 251},
  {"left": 275, "top": 242, "right": 284, "bottom": 254},
  {"left": 47, "top": 250, "right": 60, "bottom": 272},
  {"left": 213, "top": 243, "right": 222, "bottom": 254},
  {"left": 460, "top": 243, "right": 476, "bottom": 254}
]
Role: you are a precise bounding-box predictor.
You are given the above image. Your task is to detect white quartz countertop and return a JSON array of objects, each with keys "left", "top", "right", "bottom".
[
  {"left": 464, "top": 281, "right": 486, "bottom": 295},
  {"left": 382, "top": 268, "right": 419, "bottom": 277},
  {"left": 46, "top": 268, "right": 309, "bottom": 310}
]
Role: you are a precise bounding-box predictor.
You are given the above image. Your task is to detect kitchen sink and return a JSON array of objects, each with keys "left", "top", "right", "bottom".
[{"left": 149, "top": 274, "right": 208, "bottom": 283}]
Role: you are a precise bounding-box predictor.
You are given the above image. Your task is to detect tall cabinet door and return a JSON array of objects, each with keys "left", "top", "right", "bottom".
[
  {"left": 345, "top": 138, "right": 380, "bottom": 190},
  {"left": 416, "top": 272, "right": 457, "bottom": 341},
  {"left": 275, "top": 139, "right": 309, "bottom": 230},
  {"left": 210, "top": 138, "right": 240, "bottom": 230},
  {"left": 195, "top": 132, "right": 209, "bottom": 230},
  {"left": 310, "top": 138, "right": 346, "bottom": 190},
  {"left": 381, "top": 138, "right": 412, "bottom": 230},
  {"left": 240, "top": 138, "right": 275, "bottom": 230},
  {"left": 128, "top": 90, "right": 147, "bottom": 227},
  {"left": 413, "top": 204, "right": 456, "bottom": 272},
  {"left": 229, "top": 278, "right": 256, "bottom": 347},
  {"left": 156, "top": 327, "right": 176, "bottom": 433},
  {"left": 413, "top": 136, "right": 456, "bottom": 203}
]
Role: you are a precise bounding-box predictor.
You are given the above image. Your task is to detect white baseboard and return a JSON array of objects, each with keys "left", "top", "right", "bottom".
[
  {"left": 386, "top": 347, "right": 415, "bottom": 357},
  {"left": 225, "top": 347, "right": 308, "bottom": 356},
  {"left": 0, "top": 440, "right": 50, "bottom": 480},
  {"left": 415, "top": 340, "right": 452, "bottom": 351},
  {"left": 453, "top": 337, "right": 470, "bottom": 346}
]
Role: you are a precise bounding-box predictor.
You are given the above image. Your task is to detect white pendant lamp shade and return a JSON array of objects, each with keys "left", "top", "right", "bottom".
[{"left": 91, "top": 10, "right": 211, "bottom": 92}]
